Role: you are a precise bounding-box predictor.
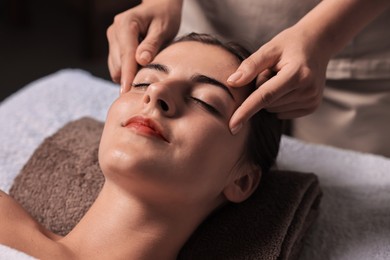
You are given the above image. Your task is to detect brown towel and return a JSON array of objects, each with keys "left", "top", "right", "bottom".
[{"left": 10, "top": 117, "right": 322, "bottom": 260}]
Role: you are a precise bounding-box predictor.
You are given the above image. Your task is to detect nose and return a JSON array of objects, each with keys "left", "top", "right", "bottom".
[{"left": 142, "top": 80, "right": 182, "bottom": 117}]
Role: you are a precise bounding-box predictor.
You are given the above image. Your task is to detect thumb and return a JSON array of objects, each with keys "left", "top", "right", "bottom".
[{"left": 227, "top": 46, "right": 279, "bottom": 87}]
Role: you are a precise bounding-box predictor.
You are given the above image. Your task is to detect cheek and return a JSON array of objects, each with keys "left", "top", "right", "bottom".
[
  {"left": 98, "top": 97, "right": 140, "bottom": 174},
  {"left": 171, "top": 123, "right": 248, "bottom": 203},
  {"left": 174, "top": 116, "right": 246, "bottom": 179},
  {"left": 98, "top": 121, "right": 129, "bottom": 176}
]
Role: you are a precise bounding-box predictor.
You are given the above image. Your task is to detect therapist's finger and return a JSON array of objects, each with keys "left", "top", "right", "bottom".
[
  {"left": 267, "top": 84, "right": 320, "bottom": 109},
  {"left": 266, "top": 98, "right": 316, "bottom": 114},
  {"left": 227, "top": 45, "right": 279, "bottom": 87},
  {"left": 136, "top": 20, "right": 168, "bottom": 66},
  {"left": 229, "top": 67, "right": 297, "bottom": 134},
  {"left": 119, "top": 21, "right": 141, "bottom": 94},
  {"left": 107, "top": 25, "right": 121, "bottom": 84},
  {"left": 256, "top": 69, "right": 275, "bottom": 86}
]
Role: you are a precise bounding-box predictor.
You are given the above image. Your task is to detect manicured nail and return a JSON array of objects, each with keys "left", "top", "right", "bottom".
[
  {"left": 231, "top": 123, "right": 243, "bottom": 135},
  {"left": 121, "top": 83, "right": 131, "bottom": 95},
  {"left": 120, "top": 82, "right": 126, "bottom": 94},
  {"left": 140, "top": 51, "right": 152, "bottom": 64},
  {"left": 227, "top": 71, "right": 243, "bottom": 83}
]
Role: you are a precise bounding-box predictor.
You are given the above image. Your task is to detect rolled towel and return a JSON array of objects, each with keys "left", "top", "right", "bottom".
[{"left": 9, "top": 117, "right": 322, "bottom": 260}]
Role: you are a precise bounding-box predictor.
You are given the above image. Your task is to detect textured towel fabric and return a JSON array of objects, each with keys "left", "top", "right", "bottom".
[
  {"left": 10, "top": 118, "right": 105, "bottom": 235},
  {"left": 9, "top": 117, "right": 321, "bottom": 260}
]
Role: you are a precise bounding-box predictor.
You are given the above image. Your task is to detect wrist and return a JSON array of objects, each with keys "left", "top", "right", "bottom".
[
  {"left": 280, "top": 23, "right": 333, "bottom": 64},
  {"left": 292, "top": 1, "right": 345, "bottom": 59},
  {"left": 143, "top": 0, "right": 183, "bottom": 5},
  {"left": 293, "top": 0, "right": 390, "bottom": 58},
  {"left": 142, "top": 0, "right": 183, "bottom": 13}
]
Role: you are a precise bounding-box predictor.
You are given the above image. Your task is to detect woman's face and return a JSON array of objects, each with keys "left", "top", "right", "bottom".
[{"left": 99, "top": 41, "right": 253, "bottom": 207}]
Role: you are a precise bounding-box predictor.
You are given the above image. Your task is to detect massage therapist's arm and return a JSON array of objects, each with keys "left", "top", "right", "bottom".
[
  {"left": 228, "top": 0, "right": 390, "bottom": 134},
  {"left": 107, "top": 0, "right": 183, "bottom": 93}
]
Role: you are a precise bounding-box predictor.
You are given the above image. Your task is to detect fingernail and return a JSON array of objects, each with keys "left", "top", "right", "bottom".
[
  {"left": 231, "top": 123, "right": 243, "bottom": 135},
  {"left": 140, "top": 51, "right": 152, "bottom": 64},
  {"left": 120, "top": 83, "right": 125, "bottom": 95},
  {"left": 227, "top": 71, "right": 243, "bottom": 83},
  {"left": 120, "top": 82, "right": 130, "bottom": 95}
]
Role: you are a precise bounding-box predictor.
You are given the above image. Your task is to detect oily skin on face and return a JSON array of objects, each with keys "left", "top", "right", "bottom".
[
  {"left": 99, "top": 41, "right": 255, "bottom": 211},
  {"left": 0, "top": 41, "right": 260, "bottom": 260}
]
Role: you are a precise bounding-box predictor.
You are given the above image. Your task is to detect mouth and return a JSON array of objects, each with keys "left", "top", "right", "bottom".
[{"left": 121, "top": 116, "right": 170, "bottom": 143}]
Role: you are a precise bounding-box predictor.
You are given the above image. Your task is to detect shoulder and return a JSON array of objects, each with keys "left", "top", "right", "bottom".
[
  {"left": 0, "top": 190, "right": 67, "bottom": 258},
  {"left": 0, "top": 189, "right": 45, "bottom": 238}
]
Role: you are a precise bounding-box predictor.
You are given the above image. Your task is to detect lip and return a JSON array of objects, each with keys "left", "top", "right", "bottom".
[{"left": 121, "top": 116, "right": 169, "bottom": 143}]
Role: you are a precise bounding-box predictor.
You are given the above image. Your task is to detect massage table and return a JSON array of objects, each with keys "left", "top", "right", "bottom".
[{"left": 0, "top": 69, "right": 389, "bottom": 259}]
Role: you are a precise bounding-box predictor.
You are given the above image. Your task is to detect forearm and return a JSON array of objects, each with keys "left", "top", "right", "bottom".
[{"left": 295, "top": 0, "right": 390, "bottom": 57}]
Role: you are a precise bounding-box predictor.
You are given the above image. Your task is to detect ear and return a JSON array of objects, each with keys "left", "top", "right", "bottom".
[{"left": 223, "top": 164, "right": 261, "bottom": 203}]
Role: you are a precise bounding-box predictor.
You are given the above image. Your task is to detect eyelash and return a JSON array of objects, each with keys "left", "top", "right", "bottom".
[
  {"left": 131, "top": 82, "right": 220, "bottom": 116},
  {"left": 132, "top": 82, "right": 150, "bottom": 89},
  {"left": 189, "top": 97, "right": 220, "bottom": 115}
]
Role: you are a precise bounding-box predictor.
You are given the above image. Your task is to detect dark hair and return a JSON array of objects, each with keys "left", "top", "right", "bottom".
[{"left": 173, "top": 33, "right": 282, "bottom": 174}]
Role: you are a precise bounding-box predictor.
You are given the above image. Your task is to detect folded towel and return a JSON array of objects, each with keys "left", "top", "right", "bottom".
[
  {"left": 0, "top": 244, "right": 35, "bottom": 260},
  {"left": 9, "top": 117, "right": 322, "bottom": 260}
]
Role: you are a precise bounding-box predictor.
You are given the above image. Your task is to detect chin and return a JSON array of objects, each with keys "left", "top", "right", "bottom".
[
  {"left": 98, "top": 147, "right": 134, "bottom": 176},
  {"left": 98, "top": 145, "right": 161, "bottom": 180}
]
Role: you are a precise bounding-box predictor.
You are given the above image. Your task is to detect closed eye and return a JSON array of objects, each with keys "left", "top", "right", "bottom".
[
  {"left": 190, "top": 97, "right": 221, "bottom": 116},
  {"left": 132, "top": 82, "right": 222, "bottom": 117},
  {"left": 131, "top": 82, "right": 151, "bottom": 89}
]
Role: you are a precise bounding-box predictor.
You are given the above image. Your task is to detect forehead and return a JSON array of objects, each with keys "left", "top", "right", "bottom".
[{"left": 153, "top": 41, "right": 240, "bottom": 79}]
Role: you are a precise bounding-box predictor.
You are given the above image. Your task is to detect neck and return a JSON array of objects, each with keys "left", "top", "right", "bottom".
[{"left": 59, "top": 181, "right": 202, "bottom": 260}]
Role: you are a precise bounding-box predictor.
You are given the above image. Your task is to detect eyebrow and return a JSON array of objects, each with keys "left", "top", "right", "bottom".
[
  {"left": 191, "top": 74, "right": 235, "bottom": 100},
  {"left": 144, "top": 63, "right": 170, "bottom": 73},
  {"left": 141, "top": 63, "right": 235, "bottom": 100}
]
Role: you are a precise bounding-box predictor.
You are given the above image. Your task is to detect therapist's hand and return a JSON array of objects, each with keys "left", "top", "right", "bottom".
[
  {"left": 227, "top": 25, "right": 330, "bottom": 134},
  {"left": 107, "top": 0, "right": 182, "bottom": 94}
]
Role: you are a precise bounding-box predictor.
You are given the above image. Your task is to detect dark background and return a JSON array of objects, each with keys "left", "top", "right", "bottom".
[{"left": 0, "top": 0, "right": 140, "bottom": 101}]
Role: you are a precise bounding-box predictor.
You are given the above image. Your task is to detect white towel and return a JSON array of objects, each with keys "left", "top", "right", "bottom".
[
  {"left": 0, "top": 69, "right": 117, "bottom": 192},
  {"left": 0, "top": 245, "right": 35, "bottom": 260},
  {"left": 278, "top": 136, "right": 390, "bottom": 260}
]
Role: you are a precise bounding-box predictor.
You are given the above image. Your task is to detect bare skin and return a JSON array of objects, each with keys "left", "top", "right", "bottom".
[
  {"left": 227, "top": 0, "right": 390, "bottom": 133},
  {"left": 0, "top": 41, "right": 260, "bottom": 259},
  {"left": 106, "top": 0, "right": 390, "bottom": 134},
  {"left": 107, "top": 0, "right": 183, "bottom": 89},
  {"left": 0, "top": 190, "right": 68, "bottom": 258}
]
